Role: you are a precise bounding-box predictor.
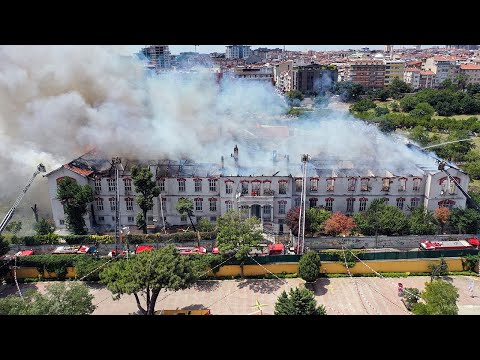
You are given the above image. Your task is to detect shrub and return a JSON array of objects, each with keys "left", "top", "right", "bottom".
[{"left": 298, "top": 251, "right": 321, "bottom": 283}]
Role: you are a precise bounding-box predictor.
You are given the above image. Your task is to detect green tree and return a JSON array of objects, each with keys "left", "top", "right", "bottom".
[
  {"left": 176, "top": 197, "right": 197, "bottom": 234},
  {"left": 400, "top": 95, "right": 419, "bottom": 112},
  {"left": 409, "top": 126, "right": 430, "bottom": 146},
  {"left": 351, "top": 99, "right": 377, "bottom": 112},
  {"left": 34, "top": 218, "right": 55, "bottom": 235},
  {"left": 376, "top": 88, "right": 391, "bottom": 101},
  {"left": 434, "top": 130, "right": 474, "bottom": 163},
  {"left": 449, "top": 208, "right": 480, "bottom": 234},
  {"left": 379, "top": 118, "right": 397, "bottom": 133},
  {"left": 409, "top": 102, "right": 435, "bottom": 117},
  {"left": 403, "top": 287, "right": 421, "bottom": 311},
  {"left": 0, "top": 235, "right": 9, "bottom": 257},
  {"left": 409, "top": 206, "right": 436, "bottom": 235},
  {"left": 466, "top": 161, "right": 480, "bottom": 180},
  {"left": 0, "top": 282, "right": 95, "bottom": 315},
  {"left": 5, "top": 221, "right": 22, "bottom": 236},
  {"left": 390, "top": 101, "right": 400, "bottom": 112},
  {"left": 197, "top": 217, "right": 215, "bottom": 232},
  {"left": 334, "top": 81, "right": 365, "bottom": 102},
  {"left": 439, "top": 78, "right": 457, "bottom": 91},
  {"left": 412, "top": 280, "right": 459, "bottom": 315},
  {"left": 285, "top": 90, "right": 305, "bottom": 105},
  {"left": 306, "top": 207, "right": 331, "bottom": 235},
  {"left": 467, "top": 83, "right": 480, "bottom": 96},
  {"left": 56, "top": 177, "right": 94, "bottom": 235},
  {"left": 131, "top": 165, "right": 161, "bottom": 234},
  {"left": 362, "top": 199, "right": 409, "bottom": 236},
  {"left": 215, "top": 210, "right": 263, "bottom": 278},
  {"left": 100, "top": 245, "right": 197, "bottom": 315},
  {"left": 298, "top": 251, "right": 322, "bottom": 283},
  {"left": 456, "top": 73, "right": 469, "bottom": 91},
  {"left": 274, "top": 287, "right": 326, "bottom": 315},
  {"left": 375, "top": 106, "right": 390, "bottom": 116},
  {"left": 388, "top": 78, "right": 413, "bottom": 99}
]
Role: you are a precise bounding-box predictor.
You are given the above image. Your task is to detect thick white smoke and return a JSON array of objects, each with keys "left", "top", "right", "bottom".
[{"left": 0, "top": 45, "right": 436, "bottom": 224}]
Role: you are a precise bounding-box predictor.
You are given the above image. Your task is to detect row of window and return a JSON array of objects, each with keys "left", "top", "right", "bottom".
[
  {"left": 294, "top": 197, "right": 422, "bottom": 212},
  {"left": 294, "top": 177, "right": 423, "bottom": 193},
  {"left": 97, "top": 215, "right": 136, "bottom": 223},
  {"left": 95, "top": 178, "right": 132, "bottom": 193}
]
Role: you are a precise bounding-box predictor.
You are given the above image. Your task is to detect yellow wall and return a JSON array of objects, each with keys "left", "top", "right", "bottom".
[
  {"left": 12, "top": 259, "right": 464, "bottom": 280},
  {"left": 213, "top": 258, "right": 464, "bottom": 277},
  {"left": 14, "top": 267, "right": 77, "bottom": 279}
]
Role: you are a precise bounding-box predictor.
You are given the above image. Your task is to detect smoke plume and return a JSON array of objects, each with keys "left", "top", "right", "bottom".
[{"left": 0, "top": 45, "right": 436, "bottom": 222}]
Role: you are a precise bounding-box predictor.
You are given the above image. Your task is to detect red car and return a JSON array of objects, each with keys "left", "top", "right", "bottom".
[
  {"left": 136, "top": 245, "right": 154, "bottom": 254},
  {"left": 211, "top": 247, "right": 220, "bottom": 254}
]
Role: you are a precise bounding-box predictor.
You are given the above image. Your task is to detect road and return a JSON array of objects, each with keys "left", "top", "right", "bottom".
[{"left": 2, "top": 275, "right": 480, "bottom": 315}]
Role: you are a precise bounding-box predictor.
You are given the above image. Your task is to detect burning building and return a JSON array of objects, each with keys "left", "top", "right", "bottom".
[{"left": 45, "top": 144, "right": 469, "bottom": 235}]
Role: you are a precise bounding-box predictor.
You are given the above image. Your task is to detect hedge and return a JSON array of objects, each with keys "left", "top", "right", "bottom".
[
  {"left": 13, "top": 254, "right": 108, "bottom": 280},
  {"left": 13, "top": 231, "right": 217, "bottom": 246}
]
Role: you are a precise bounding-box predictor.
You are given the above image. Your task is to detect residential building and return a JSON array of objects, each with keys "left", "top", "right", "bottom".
[
  {"left": 448, "top": 64, "right": 480, "bottom": 85},
  {"left": 46, "top": 146, "right": 469, "bottom": 235},
  {"left": 291, "top": 64, "right": 338, "bottom": 95},
  {"left": 140, "top": 45, "right": 171, "bottom": 70},
  {"left": 404, "top": 68, "right": 435, "bottom": 89},
  {"left": 346, "top": 60, "right": 386, "bottom": 88},
  {"left": 225, "top": 45, "right": 252, "bottom": 59},
  {"left": 383, "top": 60, "right": 405, "bottom": 86},
  {"left": 423, "top": 56, "right": 456, "bottom": 86},
  {"left": 233, "top": 65, "right": 274, "bottom": 83}
]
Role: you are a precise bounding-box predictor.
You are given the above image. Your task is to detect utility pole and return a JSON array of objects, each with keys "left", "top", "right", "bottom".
[
  {"left": 111, "top": 157, "right": 122, "bottom": 255},
  {"left": 297, "top": 154, "right": 309, "bottom": 254}
]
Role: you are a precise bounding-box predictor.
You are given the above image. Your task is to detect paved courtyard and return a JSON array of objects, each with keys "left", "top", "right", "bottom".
[{"left": 3, "top": 275, "right": 480, "bottom": 315}]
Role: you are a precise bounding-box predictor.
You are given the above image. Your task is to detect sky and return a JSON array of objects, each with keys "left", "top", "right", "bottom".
[
  {"left": 168, "top": 45, "right": 432, "bottom": 55},
  {"left": 124, "top": 45, "right": 435, "bottom": 55}
]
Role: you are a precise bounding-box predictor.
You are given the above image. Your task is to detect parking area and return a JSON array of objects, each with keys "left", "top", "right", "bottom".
[{"left": 3, "top": 275, "right": 480, "bottom": 315}]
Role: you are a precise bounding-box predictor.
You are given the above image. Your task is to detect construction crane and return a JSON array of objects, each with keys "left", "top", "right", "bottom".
[
  {"left": 0, "top": 163, "right": 46, "bottom": 235},
  {"left": 437, "top": 160, "right": 480, "bottom": 211}
]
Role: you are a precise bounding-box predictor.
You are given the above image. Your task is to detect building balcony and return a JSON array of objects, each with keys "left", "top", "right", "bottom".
[{"left": 237, "top": 195, "right": 274, "bottom": 205}]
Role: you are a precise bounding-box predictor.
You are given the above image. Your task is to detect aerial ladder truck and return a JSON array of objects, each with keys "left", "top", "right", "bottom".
[{"left": 0, "top": 164, "right": 46, "bottom": 235}]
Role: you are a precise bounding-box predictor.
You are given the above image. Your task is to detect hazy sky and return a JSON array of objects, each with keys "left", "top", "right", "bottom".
[
  {"left": 126, "top": 45, "right": 433, "bottom": 55},
  {"left": 168, "top": 45, "right": 430, "bottom": 55}
]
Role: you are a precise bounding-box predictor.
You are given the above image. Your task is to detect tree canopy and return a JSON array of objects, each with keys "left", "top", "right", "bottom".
[
  {"left": 131, "top": 165, "right": 161, "bottom": 234},
  {"left": 56, "top": 177, "right": 93, "bottom": 235},
  {"left": 34, "top": 218, "right": 55, "bottom": 235},
  {"left": 0, "top": 282, "right": 95, "bottom": 315},
  {"left": 176, "top": 197, "right": 197, "bottom": 232},
  {"left": 412, "top": 280, "right": 459, "bottom": 315},
  {"left": 306, "top": 207, "right": 331, "bottom": 235},
  {"left": 298, "top": 251, "right": 322, "bottom": 283},
  {"left": 274, "top": 287, "right": 326, "bottom": 315},
  {"left": 215, "top": 210, "right": 263, "bottom": 277},
  {"left": 409, "top": 206, "right": 436, "bottom": 235},
  {"left": 323, "top": 212, "right": 356, "bottom": 236},
  {"left": 100, "top": 245, "right": 197, "bottom": 315}
]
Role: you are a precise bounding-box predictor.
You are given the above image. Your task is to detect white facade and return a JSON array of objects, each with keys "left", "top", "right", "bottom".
[
  {"left": 46, "top": 157, "right": 470, "bottom": 234},
  {"left": 424, "top": 56, "right": 455, "bottom": 86}
]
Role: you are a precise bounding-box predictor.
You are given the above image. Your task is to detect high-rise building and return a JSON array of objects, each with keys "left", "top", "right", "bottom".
[
  {"left": 225, "top": 45, "right": 252, "bottom": 59},
  {"left": 346, "top": 60, "right": 386, "bottom": 88},
  {"left": 291, "top": 64, "right": 338, "bottom": 95},
  {"left": 141, "top": 45, "right": 171, "bottom": 70},
  {"left": 383, "top": 59, "right": 405, "bottom": 86}
]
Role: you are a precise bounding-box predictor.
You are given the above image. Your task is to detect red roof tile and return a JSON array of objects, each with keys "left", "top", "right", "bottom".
[
  {"left": 64, "top": 164, "right": 93, "bottom": 177},
  {"left": 420, "top": 70, "right": 435, "bottom": 75},
  {"left": 460, "top": 64, "right": 480, "bottom": 70},
  {"left": 405, "top": 67, "right": 420, "bottom": 72}
]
